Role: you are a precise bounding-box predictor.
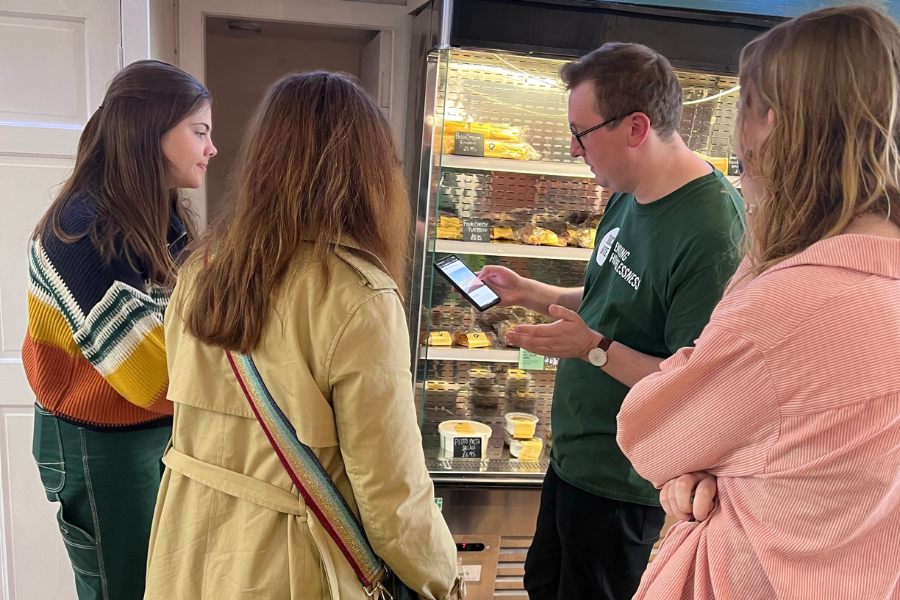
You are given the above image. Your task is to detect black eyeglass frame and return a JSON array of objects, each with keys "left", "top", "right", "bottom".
[{"left": 569, "top": 114, "right": 629, "bottom": 150}]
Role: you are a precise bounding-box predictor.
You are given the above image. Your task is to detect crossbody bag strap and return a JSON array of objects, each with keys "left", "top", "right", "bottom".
[{"left": 226, "top": 350, "right": 389, "bottom": 595}]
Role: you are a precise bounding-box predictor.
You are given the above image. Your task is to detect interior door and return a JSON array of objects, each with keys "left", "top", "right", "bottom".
[{"left": 0, "top": 0, "right": 121, "bottom": 597}]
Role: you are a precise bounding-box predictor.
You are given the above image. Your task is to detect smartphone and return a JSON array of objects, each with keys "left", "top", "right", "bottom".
[{"left": 434, "top": 254, "right": 501, "bottom": 312}]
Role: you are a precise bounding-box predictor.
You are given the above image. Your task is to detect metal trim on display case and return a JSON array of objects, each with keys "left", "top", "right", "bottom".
[
  {"left": 408, "top": 54, "right": 441, "bottom": 375},
  {"left": 427, "top": 458, "right": 548, "bottom": 486},
  {"left": 404, "top": 0, "right": 443, "bottom": 374},
  {"left": 449, "top": 0, "right": 784, "bottom": 72},
  {"left": 439, "top": 0, "right": 454, "bottom": 49}
]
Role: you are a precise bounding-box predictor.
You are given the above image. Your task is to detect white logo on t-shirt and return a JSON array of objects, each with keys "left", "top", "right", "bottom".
[{"left": 596, "top": 227, "right": 620, "bottom": 266}]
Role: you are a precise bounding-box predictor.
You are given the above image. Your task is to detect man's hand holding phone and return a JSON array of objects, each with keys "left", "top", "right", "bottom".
[
  {"left": 476, "top": 265, "right": 526, "bottom": 307},
  {"left": 434, "top": 255, "right": 501, "bottom": 311}
]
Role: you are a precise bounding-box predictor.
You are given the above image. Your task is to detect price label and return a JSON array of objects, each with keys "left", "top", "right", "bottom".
[
  {"left": 463, "top": 219, "right": 491, "bottom": 243},
  {"left": 513, "top": 419, "right": 535, "bottom": 439},
  {"left": 518, "top": 348, "right": 545, "bottom": 370},
  {"left": 727, "top": 153, "right": 741, "bottom": 177},
  {"left": 453, "top": 131, "right": 485, "bottom": 156},
  {"left": 518, "top": 439, "right": 543, "bottom": 461},
  {"left": 453, "top": 436, "right": 483, "bottom": 458}
]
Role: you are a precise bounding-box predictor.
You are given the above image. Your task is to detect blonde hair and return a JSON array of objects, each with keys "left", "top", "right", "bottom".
[{"left": 738, "top": 5, "right": 900, "bottom": 277}]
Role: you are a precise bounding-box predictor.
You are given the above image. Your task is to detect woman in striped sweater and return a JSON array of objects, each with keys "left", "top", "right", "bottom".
[
  {"left": 24, "top": 60, "right": 216, "bottom": 600},
  {"left": 617, "top": 6, "right": 900, "bottom": 599}
]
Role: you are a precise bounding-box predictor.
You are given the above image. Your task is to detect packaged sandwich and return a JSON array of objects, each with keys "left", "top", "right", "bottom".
[
  {"left": 491, "top": 226, "right": 516, "bottom": 241},
  {"left": 567, "top": 227, "right": 597, "bottom": 249},
  {"left": 517, "top": 225, "right": 566, "bottom": 247},
  {"left": 440, "top": 120, "right": 524, "bottom": 142},
  {"left": 469, "top": 366, "right": 493, "bottom": 388},
  {"left": 442, "top": 120, "right": 471, "bottom": 135},
  {"left": 453, "top": 330, "right": 492, "bottom": 348},
  {"left": 436, "top": 216, "right": 463, "bottom": 240},
  {"left": 506, "top": 369, "right": 533, "bottom": 392},
  {"left": 421, "top": 331, "right": 453, "bottom": 346},
  {"left": 497, "top": 321, "right": 519, "bottom": 347},
  {"left": 431, "top": 305, "right": 471, "bottom": 330},
  {"left": 471, "top": 387, "right": 500, "bottom": 408},
  {"left": 488, "top": 123, "right": 524, "bottom": 141},
  {"left": 484, "top": 140, "right": 541, "bottom": 161}
]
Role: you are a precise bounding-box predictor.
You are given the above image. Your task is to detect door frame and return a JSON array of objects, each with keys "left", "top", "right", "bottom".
[{"left": 174, "top": 0, "right": 412, "bottom": 227}]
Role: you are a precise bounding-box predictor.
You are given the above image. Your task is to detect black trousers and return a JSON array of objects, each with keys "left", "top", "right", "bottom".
[{"left": 524, "top": 465, "right": 666, "bottom": 600}]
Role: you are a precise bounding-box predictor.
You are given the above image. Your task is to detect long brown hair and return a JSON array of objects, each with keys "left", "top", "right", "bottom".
[
  {"left": 184, "top": 71, "right": 410, "bottom": 353},
  {"left": 34, "top": 60, "right": 208, "bottom": 286},
  {"left": 738, "top": 5, "right": 900, "bottom": 277}
]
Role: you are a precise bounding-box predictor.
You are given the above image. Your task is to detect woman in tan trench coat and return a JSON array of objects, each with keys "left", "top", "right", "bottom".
[{"left": 143, "top": 72, "right": 464, "bottom": 600}]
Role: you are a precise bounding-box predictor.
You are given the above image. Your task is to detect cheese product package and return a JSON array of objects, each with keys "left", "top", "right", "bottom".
[
  {"left": 491, "top": 226, "right": 516, "bottom": 241},
  {"left": 440, "top": 120, "right": 524, "bottom": 142},
  {"left": 517, "top": 224, "right": 566, "bottom": 247},
  {"left": 422, "top": 331, "right": 453, "bottom": 346},
  {"left": 435, "top": 215, "right": 463, "bottom": 240},
  {"left": 453, "top": 331, "right": 492, "bottom": 348},
  {"left": 484, "top": 140, "right": 542, "bottom": 161}
]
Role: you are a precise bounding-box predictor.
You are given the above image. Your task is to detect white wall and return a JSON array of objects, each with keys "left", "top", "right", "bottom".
[
  {"left": 204, "top": 24, "right": 375, "bottom": 221},
  {"left": 150, "top": 0, "right": 177, "bottom": 64}
]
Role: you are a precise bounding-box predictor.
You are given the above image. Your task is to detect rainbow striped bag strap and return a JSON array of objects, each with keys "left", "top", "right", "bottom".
[{"left": 226, "top": 350, "right": 390, "bottom": 597}]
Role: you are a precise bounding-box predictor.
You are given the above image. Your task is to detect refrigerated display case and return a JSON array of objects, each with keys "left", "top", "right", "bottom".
[{"left": 402, "top": 2, "right": 780, "bottom": 597}]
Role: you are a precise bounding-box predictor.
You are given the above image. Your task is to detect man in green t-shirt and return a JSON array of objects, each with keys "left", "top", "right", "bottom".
[{"left": 478, "top": 43, "right": 744, "bottom": 600}]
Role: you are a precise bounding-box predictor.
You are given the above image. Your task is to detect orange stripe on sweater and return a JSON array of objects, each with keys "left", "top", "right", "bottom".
[{"left": 23, "top": 333, "right": 167, "bottom": 427}]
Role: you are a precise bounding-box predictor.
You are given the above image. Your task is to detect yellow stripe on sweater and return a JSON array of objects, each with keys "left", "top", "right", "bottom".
[
  {"left": 104, "top": 325, "right": 168, "bottom": 408},
  {"left": 27, "top": 292, "right": 81, "bottom": 356}
]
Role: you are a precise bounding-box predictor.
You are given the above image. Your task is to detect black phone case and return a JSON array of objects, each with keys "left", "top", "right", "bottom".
[{"left": 434, "top": 256, "right": 501, "bottom": 312}]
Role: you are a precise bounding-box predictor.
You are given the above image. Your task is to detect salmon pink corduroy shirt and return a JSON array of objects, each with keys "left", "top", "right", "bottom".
[{"left": 617, "top": 234, "right": 900, "bottom": 600}]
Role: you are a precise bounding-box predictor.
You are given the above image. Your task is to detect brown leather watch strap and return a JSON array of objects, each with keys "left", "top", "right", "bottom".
[{"left": 597, "top": 335, "right": 613, "bottom": 352}]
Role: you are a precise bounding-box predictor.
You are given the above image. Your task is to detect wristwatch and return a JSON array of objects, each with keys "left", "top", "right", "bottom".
[{"left": 588, "top": 335, "right": 613, "bottom": 368}]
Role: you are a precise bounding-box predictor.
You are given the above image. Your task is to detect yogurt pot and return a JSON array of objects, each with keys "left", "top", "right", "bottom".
[
  {"left": 439, "top": 420, "right": 493, "bottom": 456},
  {"left": 504, "top": 412, "right": 539, "bottom": 439}
]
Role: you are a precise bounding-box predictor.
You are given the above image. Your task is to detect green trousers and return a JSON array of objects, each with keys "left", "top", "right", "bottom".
[{"left": 32, "top": 404, "right": 171, "bottom": 600}]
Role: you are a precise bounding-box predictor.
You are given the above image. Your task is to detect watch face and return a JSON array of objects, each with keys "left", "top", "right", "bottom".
[{"left": 589, "top": 348, "right": 608, "bottom": 367}]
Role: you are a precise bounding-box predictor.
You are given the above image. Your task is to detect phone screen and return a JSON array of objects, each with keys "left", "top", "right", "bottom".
[{"left": 435, "top": 255, "right": 501, "bottom": 311}]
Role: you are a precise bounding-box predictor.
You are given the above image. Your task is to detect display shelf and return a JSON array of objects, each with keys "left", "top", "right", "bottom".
[
  {"left": 439, "top": 154, "right": 594, "bottom": 178},
  {"left": 425, "top": 457, "right": 549, "bottom": 482},
  {"left": 439, "top": 154, "right": 744, "bottom": 188},
  {"left": 434, "top": 239, "right": 593, "bottom": 261},
  {"left": 419, "top": 347, "right": 521, "bottom": 363}
]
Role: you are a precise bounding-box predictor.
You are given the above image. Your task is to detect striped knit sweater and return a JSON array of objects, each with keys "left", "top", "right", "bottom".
[{"left": 22, "top": 195, "right": 188, "bottom": 428}]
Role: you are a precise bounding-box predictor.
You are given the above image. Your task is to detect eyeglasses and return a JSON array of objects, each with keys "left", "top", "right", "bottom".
[{"left": 569, "top": 114, "right": 627, "bottom": 150}]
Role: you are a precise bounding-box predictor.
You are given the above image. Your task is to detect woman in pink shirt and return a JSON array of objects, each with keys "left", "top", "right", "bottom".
[{"left": 616, "top": 6, "right": 900, "bottom": 600}]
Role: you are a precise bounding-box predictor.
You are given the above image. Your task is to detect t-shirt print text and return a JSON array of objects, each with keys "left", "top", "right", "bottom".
[{"left": 609, "top": 241, "right": 641, "bottom": 290}]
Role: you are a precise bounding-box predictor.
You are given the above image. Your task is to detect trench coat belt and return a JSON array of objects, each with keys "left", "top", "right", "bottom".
[{"left": 163, "top": 447, "right": 307, "bottom": 517}]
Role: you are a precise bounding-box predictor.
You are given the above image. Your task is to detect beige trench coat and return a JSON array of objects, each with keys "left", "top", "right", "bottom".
[{"left": 144, "top": 245, "right": 461, "bottom": 600}]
